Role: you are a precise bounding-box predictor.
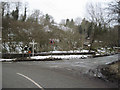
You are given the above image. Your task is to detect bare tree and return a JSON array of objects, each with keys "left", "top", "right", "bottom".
[
  {"left": 75, "top": 17, "right": 82, "bottom": 25},
  {"left": 1, "top": 2, "right": 7, "bottom": 17},
  {"left": 107, "top": 0, "right": 120, "bottom": 25},
  {"left": 59, "top": 19, "right": 66, "bottom": 25},
  {"left": 86, "top": 3, "right": 106, "bottom": 52},
  {"left": 86, "top": 3, "right": 107, "bottom": 26},
  {"left": 27, "top": 9, "right": 43, "bottom": 23}
]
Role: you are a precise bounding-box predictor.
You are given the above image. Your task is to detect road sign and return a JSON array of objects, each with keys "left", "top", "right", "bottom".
[
  {"left": 49, "top": 40, "right": 55, "bottom": 45},
  {"left": 28, "top": 51, "right": 31, "bottom": 54},
  {"left": 24, "top": 46, "right": 28, "bottom": 50},
  {"left": 29, "top": 47, "right": 32, "bottom": 51}
]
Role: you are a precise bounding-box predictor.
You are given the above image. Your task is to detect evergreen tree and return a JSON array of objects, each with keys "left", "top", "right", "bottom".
[
  {"left": 22, "top": 6, "right": 27, "bottom": 22},
  {"left": 66, "top": 19, "right": 69, "bottom": 26},
  {"left": 11, "top": 7, "right": 19, "bottom": 20}
]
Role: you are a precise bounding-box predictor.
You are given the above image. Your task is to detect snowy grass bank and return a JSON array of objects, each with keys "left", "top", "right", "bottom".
[
  {"left": 30, "top": 55, "right": 91, "bottom": 60},
  {"left": 0, "top": 55, "right": 91, "bottom": 62},
  {"left": 0, "top": 59, "right": 15, "bottom": 62}
]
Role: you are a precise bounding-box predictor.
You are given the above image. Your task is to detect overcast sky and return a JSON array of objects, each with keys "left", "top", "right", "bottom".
[{"left": 4, "top": 0, "right": 114, "bottom": 23}]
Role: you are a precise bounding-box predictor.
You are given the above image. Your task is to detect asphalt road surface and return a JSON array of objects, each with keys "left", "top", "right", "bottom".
[{"left": 2, "top": 55, "right": 119, "bottom": 89}]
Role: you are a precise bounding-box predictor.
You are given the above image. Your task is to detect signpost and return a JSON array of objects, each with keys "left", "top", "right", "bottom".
[
  {"left": 29, "top": 40, "right": 37, "bottom": 56},
  {"left": 49, "top": 40, "right": 55, "bottom": 45},
  {"left": 49, "top": 40, "right": 55, "bottom": 58},
  {"left": 28, "top": 51, "right": 31, "bottom": 54}
]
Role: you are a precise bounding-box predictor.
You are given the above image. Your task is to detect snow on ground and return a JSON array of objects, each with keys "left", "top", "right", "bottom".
[
  {"left": 31, "top": 55, "right": 91, "bottom": 60},
  {"left": 96, "top": 53, "right": 100, "bottom": 55},
  {"left": 49, "top": 51, "right": 68, "bottom": 53},
  {"left": 0, "top": 59, "right": 15, "bottom": 62},
  {"left": 80, "top": 50, "right": 89, "bottom": 53},
  {"left": 47, "top": 50, "right": 90, "bottom": 53},
  {"left": 0, "top": 55, "right": 90, "bottom": 62}
]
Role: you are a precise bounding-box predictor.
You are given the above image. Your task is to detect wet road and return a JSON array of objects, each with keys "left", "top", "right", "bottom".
[{"left": 2, "top": 54, "right": 118, "bottom": 88}]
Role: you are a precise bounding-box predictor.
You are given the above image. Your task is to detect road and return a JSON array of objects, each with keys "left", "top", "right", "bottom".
[{"left": 2, "top": 54, "right": 119, "bottom": 89}]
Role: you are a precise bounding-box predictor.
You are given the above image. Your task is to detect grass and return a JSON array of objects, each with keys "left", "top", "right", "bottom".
[
  {"left": 109, "top": 61, "right": 120, "bottom": 78},
  {"left": 101, "top": 61, "right": 120, "bottom": 82}
]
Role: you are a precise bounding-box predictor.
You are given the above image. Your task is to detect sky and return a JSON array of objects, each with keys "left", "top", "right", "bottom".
[{"left": 3, "top": 0, "right": 114, "bottom": 23}]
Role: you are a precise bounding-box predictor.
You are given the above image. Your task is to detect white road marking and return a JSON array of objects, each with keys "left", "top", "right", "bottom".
[{"left": 17, "top": 73, "right": 44, "bottom": 90}]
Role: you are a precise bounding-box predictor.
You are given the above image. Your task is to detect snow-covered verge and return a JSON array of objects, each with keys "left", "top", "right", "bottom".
[
  {"left": 40, "top": 50, "right": 92, "bottom": 54},
  {"left": 49, "top": 50, "right": 90, "bottom": 53},
  {"left": 41, "top": 48, "right": 116, "bottom": 55},
  {"left": 30, "top": 55, "right": 91, "bottom": 60},
  {"left": 0, "top": 55, "right": 91, "bottom": 61},
  {"left": 95, "top": 48, "right": 117, "bottom": 55},
  {"left": 0, "top": 59, "right": 15, "bottom": 62}
]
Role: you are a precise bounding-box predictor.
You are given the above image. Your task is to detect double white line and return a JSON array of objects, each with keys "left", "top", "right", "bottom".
[{"left": 17, "top": 73, "right": 44, "bottom": 90}]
